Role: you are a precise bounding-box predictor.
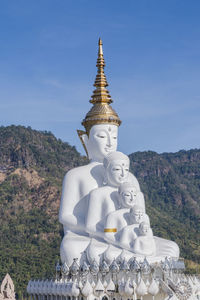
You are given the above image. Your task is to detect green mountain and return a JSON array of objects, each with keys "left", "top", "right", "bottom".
[
  {"left": 129, "top": 151, "right": 200, "bottom": 262},
  {"left": 0, "top": 125, "right": 199, "bottom": 297}
]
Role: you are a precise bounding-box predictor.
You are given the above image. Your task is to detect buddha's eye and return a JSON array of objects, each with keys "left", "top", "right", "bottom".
[
  {"left": 112, "top": 167, "right": 120, "bottom": 171},
  {"left": 112, "top": 136, "right": 117, "bottom": 139},
  {"left": 97, "top": 133, "right": 106, "bottom": 138},
  {"left": 125, "top": 168, "right": 129, "bottom": 172}
]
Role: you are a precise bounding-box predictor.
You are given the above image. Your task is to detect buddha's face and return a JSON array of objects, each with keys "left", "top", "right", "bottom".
[
  {"left": 140, "top": 223, "right": 150, "bottom": 236},
  {"left": 106, "top": 160, "right": 129, "bottom": 187},
  {"left": 120, "top": 187, "right": 137, "bottom": 208},
  {"left": 83, "top": 124, "right": 118, "bottom": 162},
  {"left": 131, "top": 209, "right": 144, "bottom": 224}
]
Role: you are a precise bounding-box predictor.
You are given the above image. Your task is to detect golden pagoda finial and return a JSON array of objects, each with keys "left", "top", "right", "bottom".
[
  {"left": 80, "top": 38, "right": 121, "bottom": 136},
  {"left": 98, "top": 38, "right": 103, "bottom": 55},
  {"left": 91, "top": 38, "right": 111, "bottom": 104}
]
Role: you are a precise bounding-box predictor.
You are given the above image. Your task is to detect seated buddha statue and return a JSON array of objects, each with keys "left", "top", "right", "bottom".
[
  {"left": 59, "top": 39, "right": 140, "bottom": 265},
  {"left": 59, "top": 39, "right": 180, "bottom": 266},
  {"left": 104, "top": 183, "right": 146, "bottom": 244},
  {"left": 119, "top": 205, "right": 150, "bottom": 249},
  {"left": 132, "top": 222, "right": 156, "bottom": 256}
]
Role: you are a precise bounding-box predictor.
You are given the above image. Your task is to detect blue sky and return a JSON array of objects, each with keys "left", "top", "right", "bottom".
[{"left": 0, "top": 0, "right": 200, "bottom": 155}]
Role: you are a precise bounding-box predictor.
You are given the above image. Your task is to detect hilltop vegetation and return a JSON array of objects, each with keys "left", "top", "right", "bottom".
[
  {"left": 0, "top": 125, "right": 199, "bottom": 297},
  {"left": 129, "top": 151, "right": 200, "bottom": 264}
]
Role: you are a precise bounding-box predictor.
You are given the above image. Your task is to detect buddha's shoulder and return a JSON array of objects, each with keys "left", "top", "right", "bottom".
[
  {"left": 115, "top": 208, "right": 128, "bottom": 215},
  {"left": 107, "top": 208, "right": 125, "bottom": 219},
  {"left": 65, "top": 163, "right": 99, "bottom": 178},
  {"left": 90, "top": 185, "right": 113, "bottom": 196}
]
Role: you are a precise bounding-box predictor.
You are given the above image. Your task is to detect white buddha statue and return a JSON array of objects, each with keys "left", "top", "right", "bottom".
[
  {"left": 59, "top": 123, "right": 118, "bottom": 234},
  {"left": 118, "top": 182, "right": 145, "bottom": 211},
  {"left": 104, "top": 182, "right": 146, "bottom": 244},
  {"left": 59, "top": 39, "right": 180, "bottom": 265},
  {"left": 59, "top": 39, "right": 140, "bottom": 265},
  {"left": 85, "top": 151, "right": 130, "bottom": 237},
  {"left": 119, "top": 205, "right": 150, "bottom": 250},
  {"left": 132, "top": 222, "right": 156, "bottom": 256}
]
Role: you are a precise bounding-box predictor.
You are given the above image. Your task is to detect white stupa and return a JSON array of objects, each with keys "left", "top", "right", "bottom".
[{"left": 27, "top": 39, "right": 200, "bottom": 300}]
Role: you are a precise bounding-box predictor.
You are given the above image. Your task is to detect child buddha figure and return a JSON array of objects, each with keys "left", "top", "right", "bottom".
[
  {"left": 104, "top": 182, "right": 145, "bottom": 244},
  {"left": 133, "top": 222, "right": 156, "bottom": 256},
  {"left": 119, "top": 205, "right": 150, "bottom": 250},
  {"left": 85, "top": 151, "right": 131, "bottom": 238},
  {"left": 119, "top": 182, "right": 145, "bottom": 211}
]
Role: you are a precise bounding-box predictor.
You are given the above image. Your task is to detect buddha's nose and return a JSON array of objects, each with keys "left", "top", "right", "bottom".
[
  {"left": 106, "top": 135, "right": 112, "bottom": 147},
  {"left": 121, "top": 168, "right": 125, "bottom": 177}
]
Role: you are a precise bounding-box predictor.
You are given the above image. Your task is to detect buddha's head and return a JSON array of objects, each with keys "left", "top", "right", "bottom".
[
  {"left": 118, "top": 182, "right": 138, "bottom": 208},
  {"left": 139, "top": 222, "right": 150, "bottom": 236},
  {"left": 130, "top": 205, "right": 145, "bottom": 224},
  {"left": 103, "top": 151, "right": 130, "bottom": 187},
  {"left": 77, "top": 39, "right": 121, "bottom": 163},
  {"left": 79, "top": 124, "right": 118, "bottom": 162}
]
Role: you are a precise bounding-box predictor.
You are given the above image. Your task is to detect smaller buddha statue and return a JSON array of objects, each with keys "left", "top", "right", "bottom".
[
  {"left": 119, "top": 205, "right": 150, "bottom": 250},
  {"left": 104, "top": 182, "right": 145, "bottom": 243},
  {"left": 132, "top": 222, "right": 156, "bottom": 256},
  {"left": 119, "top": 182, "right": 145, "bottom": 211},
  {"left": 85, "top": 151, "right": 130, "bottom": 238}
]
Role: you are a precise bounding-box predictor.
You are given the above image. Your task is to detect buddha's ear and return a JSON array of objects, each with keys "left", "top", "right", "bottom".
[
  {"left": 102, "top": 170, "right": 108, "bottom": 186},
  {"left": 77, "top": 130, "right": 89, "bottom": 157}
]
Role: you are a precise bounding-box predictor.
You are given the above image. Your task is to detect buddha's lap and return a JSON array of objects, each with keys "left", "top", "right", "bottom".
[{"left": 60, "top": 231, "right": 179, "bottom": 266}]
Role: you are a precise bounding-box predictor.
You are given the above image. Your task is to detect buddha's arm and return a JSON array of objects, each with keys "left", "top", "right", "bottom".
[
  {"left": 59, "top": 170, "right": 79, "bottom": 227},
  {"left": 119, "top": 227, "right": 131, "bottom": 249},
  {"left": 137, "top": 192, "right": 146, "bottom": 212},
  {"left": 104, "top": 213, "right": 117, "bottom": 242},
  {"left": 144, "top": 214, "right": 150, "bottom": 225},
  {"left": 85, "top": 189, "right": 103, "bottom": 234}
]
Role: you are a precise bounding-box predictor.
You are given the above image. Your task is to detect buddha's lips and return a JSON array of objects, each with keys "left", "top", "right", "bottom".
[{"left": 105, "top": 147, "right": 115, "bottom": 152}]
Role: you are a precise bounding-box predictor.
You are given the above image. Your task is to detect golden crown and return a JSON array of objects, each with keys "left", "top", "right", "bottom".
[{"left": 80, "top": 38, "right": 121, "bottom": 136}]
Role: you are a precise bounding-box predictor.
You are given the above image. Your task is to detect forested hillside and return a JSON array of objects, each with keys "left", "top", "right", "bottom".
[
  {"left": 0, "top": 125, "right": 199, "bottom": 297},
  {"left": 129, "top": 151, "right": 200, "bottom": 264}
]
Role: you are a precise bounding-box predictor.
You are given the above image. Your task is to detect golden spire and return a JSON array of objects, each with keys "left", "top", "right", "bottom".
[
  {"left": 81, "top": 38, "right": 121, "bottom": 135},
  {"left": 90, "top": 38, "right": 111, "bottom": 104}
]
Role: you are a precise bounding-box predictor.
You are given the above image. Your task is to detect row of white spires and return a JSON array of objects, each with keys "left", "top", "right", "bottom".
[
  {"left": 54, "top": 257, "right": 185, "bottom": 277},
  {"left": 27, "top": 257, "right": 200, "bottom": 299},
  {"left": 27, "top": 274, "right": 200, "bottom": 299}
]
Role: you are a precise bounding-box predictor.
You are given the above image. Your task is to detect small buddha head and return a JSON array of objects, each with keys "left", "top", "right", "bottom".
[
  {"left": 103, "top": 151, "right": 130, "bottom": 187},
  {"left": 130, "top": 205, "right": 145, "bottom": 224},
  {"left": 139, "top": 222, "right": 150, "bottom": 236},
  {"left": 118, "top": 182, "right": 138, "bottom": 208}
]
